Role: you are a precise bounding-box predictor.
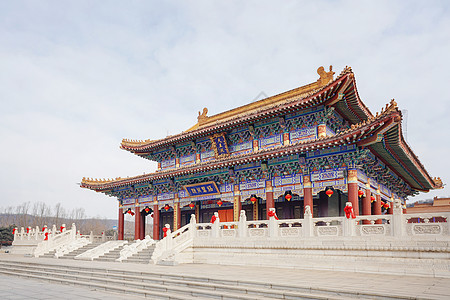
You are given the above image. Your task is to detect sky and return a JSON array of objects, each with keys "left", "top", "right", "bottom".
[{"left": 1, "top": 1, "right": 449, "bottom": 221}]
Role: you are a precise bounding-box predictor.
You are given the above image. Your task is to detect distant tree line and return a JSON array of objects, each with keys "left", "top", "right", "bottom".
[{"left": 0, "top": 201, "right": 115, "bottom": 235}]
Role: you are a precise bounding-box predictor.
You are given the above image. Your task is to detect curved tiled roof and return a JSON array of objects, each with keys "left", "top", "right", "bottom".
[
  {"left": 120, "top": 66, "right": 368, "bottom": 155},
  {"left": 81, "top": 99, "right": 442, "bottom": 194}
]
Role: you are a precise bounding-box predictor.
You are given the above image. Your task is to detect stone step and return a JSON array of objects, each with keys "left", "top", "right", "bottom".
[
  {"left": 0, "top": 266, "right": 204, "bottom": 300},
  {"left": 39, "top": 250, "right": 56, "bottom": 258},
  {"left": 0, "top": 260, "right": 410, "bottom": 300},
  {"left": 0, "top": 264, "right": 277, "bottom": 300},
  {"left": 59, "top": 242, "right": 103, "bottom": 259},
  {"left": 94, "top": 244, "right": 126, "bottom": 261}
]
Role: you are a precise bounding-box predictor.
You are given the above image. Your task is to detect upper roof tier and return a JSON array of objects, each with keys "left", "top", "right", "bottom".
[
  {"left": 120, "top": 66, "right": 372, "bottom": 155},
  {"left": 81, "top": 66, "right": 443, "bottom": 196},
  {"left": 82, "top": 98, "right": 443, "bottom": 194}
]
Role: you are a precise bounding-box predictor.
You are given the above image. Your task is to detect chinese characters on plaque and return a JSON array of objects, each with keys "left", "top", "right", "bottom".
[
  {"left": 184, "top": 181, "right": 220, "bottom": 197},
  {"left": 210, "top": 133, "right": 230, "bottom": 159}
]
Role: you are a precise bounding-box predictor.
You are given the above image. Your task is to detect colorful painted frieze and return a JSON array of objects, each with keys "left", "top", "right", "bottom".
[
  {"left": 180, "top": 154, "right": 195, "bottom": 166},
  {"left": 200, "top": 150, "right": 215, "bottom": 162},
  {"left": 239, "top": 179, "right": 266, "bottom": 191},
  {"left": 161, "top": 158, "right": 175, "bottom": 170},
  {"left": 259, "top": 134, "right": 282, "bottom": 150},
  {"left": 290, "top": 127, "right": 316, "bottom": 143},
  {"left": 273, "top": 174, "right": 302, "bottom": 187},
  {"left": 229, "top": 141, "right": 253, "bottom": 156},
  {"left": 157, "top": 192, "right": 175, "bottom": 201}
]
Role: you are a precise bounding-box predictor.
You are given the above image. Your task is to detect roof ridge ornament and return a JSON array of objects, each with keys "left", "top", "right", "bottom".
[
  {"left": 317, "top": 65, "right": 335, "bottom": 86},
  {"left": 197, "top": 107, "right": 209, "bottom": 126}
]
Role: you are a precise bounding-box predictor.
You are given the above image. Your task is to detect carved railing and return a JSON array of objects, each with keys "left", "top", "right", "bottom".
[
  {"left": 151, "top": 202, "right": 450, "bottom": 265},
  {"left": 33, "top": 224, "right": 78, "bottom": 257},
  {"left": 116, "top": 236, "right": 155, "bottom": 262},
  {"left": 74, "top": 240, "right": 128, "bottom": 261}
]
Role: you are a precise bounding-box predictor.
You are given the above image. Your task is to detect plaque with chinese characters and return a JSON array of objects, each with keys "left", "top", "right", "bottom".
[
  {"left": 184, "top": 181, "right": 220, "bottom": 197},
  {"left": 210, "top": 133, "right": 230, "bottom": 159}
]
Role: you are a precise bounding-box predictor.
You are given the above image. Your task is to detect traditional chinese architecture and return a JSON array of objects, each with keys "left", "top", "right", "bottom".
[{"left": 81, "top": 66, "right": 443, "bottom": 240}]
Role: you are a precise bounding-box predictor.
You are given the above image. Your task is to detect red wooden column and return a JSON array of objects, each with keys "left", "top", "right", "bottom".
[
  {"left": 118, "top": 204, "right": 124, "bottom": 240},
  {"left": 362, "top": 181, "right": 372, "bottom": 224},
  {"left": 265, "top": 180, "right": 274, "bottom": 219},
  {"left": 233, "top": 185, "right": 241, "bottom": 221},
  {"left": 374, "top": 190, "right": 382, "bottom": 224},
  {"left": 388, "top": 197, "right": 394, "bottom": 215},
  {"left": 134, "top": 202, "right": 141, "bottom": 240},
  {"left": 153, "top": 198, "right": 160, "bottom": 240},
  {"left": 347, "top": 169, "right": 359, "bottom": 216},
  {"left": 140, "top": 211, "right": 145, "bottom": 239},
  {"left": 303, "top": 175, "right": 313, "bottom": 217},
  {"left": 174, "top": 195, "right": 181, "bottom": 231}
]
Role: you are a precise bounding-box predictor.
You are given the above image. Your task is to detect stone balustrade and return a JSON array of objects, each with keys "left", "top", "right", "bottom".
[{"left": 152, "top": 201, "right": 450, "bottom": 268}]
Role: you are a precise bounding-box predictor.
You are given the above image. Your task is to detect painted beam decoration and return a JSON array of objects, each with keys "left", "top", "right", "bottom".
[
  {"left": 210, "top": 133, "right": 230, "bottom": 159},
  {"left": 184, "top": 181, "right": 220, "bottom": 197}
]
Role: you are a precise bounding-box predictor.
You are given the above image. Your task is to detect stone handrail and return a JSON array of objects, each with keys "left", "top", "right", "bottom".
[
  {"left": 74, "top": 240, "right": 128, "bottom": 261},
  {"left": 151, "top": 215, "right": 197, "bottom": 264},
  {"left": 33, "top": 224, "right": 77, "bottom": 257},
  {"left": 116, "top": 236, "right": 155, "bottom": 262},
  {"left": 54, "top": 238, "right": 91, "bottom": 258},
  {"left": 155, "top": 202, "right": 450, "bottom": 265}
]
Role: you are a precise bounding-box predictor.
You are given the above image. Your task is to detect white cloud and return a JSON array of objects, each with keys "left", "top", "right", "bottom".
[{"left": 0, "top": 1, "right": 449, "bottom": 219}]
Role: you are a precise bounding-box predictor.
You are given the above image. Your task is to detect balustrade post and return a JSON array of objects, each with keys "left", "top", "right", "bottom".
[
  {"left": 164, "top": 225, "right": 173, "bottom": 249},
  {"left": 303, "top": 205, "right": 313, "bottom": 237},
  {"left": 238, "top": 210, "right": 247, "bottom": 238},
  {"left": 35, "top": 226, "right": 39, "bottom": 240},
  {"left": 211, "top": 212, "right": 220, "bottom": 238},
  {"left": 189, "top": 214, "right": 196, "bottom": 239},
  {"left": 392, "top": 199, "right": 404, "bottom": 237},
  {"left": 71, "top": 223, "right": 76, "bottom": 240},
  {"left": 343, "top": 202, "right": 356, "bottom": 236},
  {"left": 268, "top": 208, "right": 278, "bottom": 237}
]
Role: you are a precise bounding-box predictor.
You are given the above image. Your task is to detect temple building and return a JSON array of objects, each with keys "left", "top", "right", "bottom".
[{"left": 81, "top": 66, "right": 443, "bottom": 240}]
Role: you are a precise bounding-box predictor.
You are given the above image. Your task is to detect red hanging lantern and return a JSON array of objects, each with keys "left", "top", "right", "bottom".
[
  {"left": 285, "top": 194, "right": 292, "bottom": 201},
  {"left": 250, "top": 196, "right": 257, "bottom": 203},
  {"left": 217, "top": 200, "right": 223, "bottom": 207},
  {"left": 358, "top": 190, "right": 364, "bottom": 197},
  {"left": 326, "top": 189, "right": 334, "bottom": 197},
  {"left": 189, "top": 202, "right": 195, "bottom": 209},
  {"left": 370, "top": 195, "right": 376, "bottom": 202},
  {"left": 145, "top": 207, "right": 150, "bottom": 213},
  {"left": 164, "top": 204, "right": 170, "bottom": 211}
]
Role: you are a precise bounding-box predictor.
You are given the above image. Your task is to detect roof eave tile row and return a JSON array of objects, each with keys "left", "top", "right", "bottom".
[
  {"left": 120, "top": 67, "right": 364, "bottom": 154},
  {"left": 82, "top": 107, "right": 416, "bottom": 192}
]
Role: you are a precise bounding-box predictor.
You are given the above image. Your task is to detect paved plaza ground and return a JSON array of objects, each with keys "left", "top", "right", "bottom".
[{"left": 0, "top": 253, "right": 449, "bottom": 299}]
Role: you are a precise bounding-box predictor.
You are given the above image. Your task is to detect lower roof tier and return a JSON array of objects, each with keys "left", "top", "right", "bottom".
[{"left": 81, "top": 102, "right": 442, "bottom": 200}]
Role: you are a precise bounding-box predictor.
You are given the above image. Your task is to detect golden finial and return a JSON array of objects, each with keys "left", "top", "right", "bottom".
[
  {"left": 317, "top": 65, "right": 335, "bottom": 86},
  {"left": 197, "top": 107, "right": 209, "bottom": 125}
]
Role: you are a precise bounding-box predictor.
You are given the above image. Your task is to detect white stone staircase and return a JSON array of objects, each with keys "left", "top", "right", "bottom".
[
  {"left": 59, "top": 242, "right": 103, "bottom": 260},
  {"left": 74, "top": 241, "right": 128, "bottom": 261},
  {"left": 123, "top": 244, "right": 156, "bottom": 264},
  {"left": 0, "top": 259, "right": 418, "bottom": 300}
]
